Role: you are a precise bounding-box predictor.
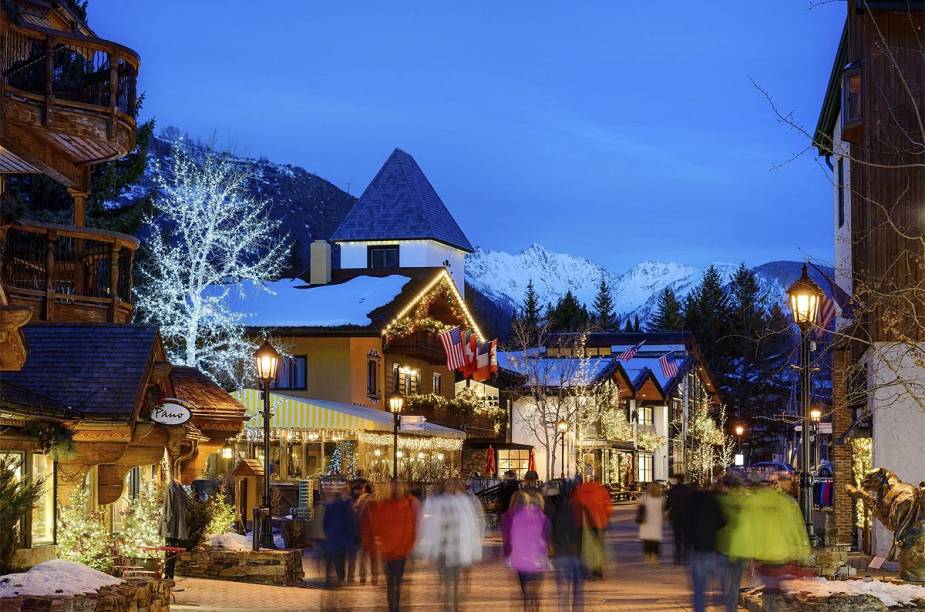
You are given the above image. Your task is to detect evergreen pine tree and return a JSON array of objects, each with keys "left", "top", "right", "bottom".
[
  {"left": 624, "top": 318, "right": 634, "bottom": 333},
  {"left": 121, "top": 480, "right": 164, "bottom": 558},
  {"left": 521, "top": 280, "right": 542, "bottom": 332},
  {"left": 548, "top": 290, "right": 589, "bottom": 332},
  {"left": 726, "top": 263, "right": 767, "bottom": 425},
  {"left": 592, "top": 277, "right": 617, "bottom": 331},
  {"left": 633, "top": 315, "right": 641, "bottom": 332},
  {"left": 649, "top": 288, "right": 684, "bottom": 331},
  {"left": 683, "top": 265, "right": 733, "bottom": 380},
  {"left": 289, "top": 238, "right": 305, "bottom": 276}
]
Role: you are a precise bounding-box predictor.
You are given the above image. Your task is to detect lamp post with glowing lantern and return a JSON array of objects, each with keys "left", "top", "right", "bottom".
[
  {"left": 787, "top": 263, "right": 824, "bottom": 545},
  {"left": 389, "top": 394, "right": 404, "bottom": 482},
  {"left": 557, "top": 418, "right": 568, "bottom": 478},
  {"left": 254, "top": 340, "right": 280, "bottom": 549},
  {"left": 734, "top": 424, "right": 744, "bottom": 452}
]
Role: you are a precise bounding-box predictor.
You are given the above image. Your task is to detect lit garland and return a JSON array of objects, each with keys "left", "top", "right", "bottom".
[
  {"left": 851, "top": 437, "right": 873, "bottom": 529},
  {"left": 120, "top": 480, "right": 165, "bottom": 559},
  {"left": 239, "top": 428, "right": 358, "bottom": 442},
  {"left": 382, "top": 270, "right": 483, "bottom": 341},
  {"left": 360, "top": 432, "right": 463, "bottom": 452}
]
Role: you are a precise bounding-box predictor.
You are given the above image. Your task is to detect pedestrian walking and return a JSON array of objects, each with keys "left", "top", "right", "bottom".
[
  {"left": 637, "top": 481, "right": 665, "bottom": 567},
  {"left": 505, "top": 490, "right": 550, "bottom": 612},
  {"left": 416, "top": 479, "right": 485, "bottom": 611},
  {"left": 498, "top": 469, "right": 520, "bottom": 515},
  {"left": 370, "top": 483, "right": 419, "bottom": 612},
  {"left": 571, "top": 477, "right": 611, "bottom": 579},
  {"left": 321, "top": 490, "right": 357, "bottom": 587},
  {"left": 666, "top": 474, "right": 693, "bottom": 565},
  {"left": 354, "top": 482, "right": 378, "bottom": 585},
  {"left": 684, "top": 480, "right": 727, "bottom": 612},
  {"left": 544, "top": 481, "right": 584, "bottom": 611}
]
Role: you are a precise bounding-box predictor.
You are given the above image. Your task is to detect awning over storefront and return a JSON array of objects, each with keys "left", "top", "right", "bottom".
[{"left": 233, "top": 389, "right": 465, "bottom": 439}]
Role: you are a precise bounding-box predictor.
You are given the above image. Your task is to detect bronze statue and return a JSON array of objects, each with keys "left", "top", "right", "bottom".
[{"left": 846, "top": 467, "right": 925, "bottom": 582}]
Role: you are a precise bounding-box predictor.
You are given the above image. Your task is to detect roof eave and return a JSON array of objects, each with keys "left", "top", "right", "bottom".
[
  {"left": 814, "top": 20, "right": 849, "bottom": 157},
  {"left": 333, "top": 236, "right": 474, "bottom": 254}
]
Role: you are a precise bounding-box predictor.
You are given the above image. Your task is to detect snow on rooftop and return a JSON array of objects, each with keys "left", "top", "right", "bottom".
[
  {"left": 217, "top": 275, "right": 412, "bottom": 327},
  {"left": 0, "top": 560, "right": 122, "bottom": 597}
]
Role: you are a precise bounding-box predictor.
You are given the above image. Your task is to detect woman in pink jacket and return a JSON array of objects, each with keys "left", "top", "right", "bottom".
[{"left": 505, "top": 490, "right": 550, "bottom": 611}]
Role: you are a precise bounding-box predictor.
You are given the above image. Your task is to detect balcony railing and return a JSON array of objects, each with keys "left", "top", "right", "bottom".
[
  {"left": 1, "top": 17, "right": 138, "bottom": 149},
  {"left": 385, "top": 330, "right": 447, "bottom": 364},
  {"left": 1, "top": 221, "right": 138, "bottom": 323}
]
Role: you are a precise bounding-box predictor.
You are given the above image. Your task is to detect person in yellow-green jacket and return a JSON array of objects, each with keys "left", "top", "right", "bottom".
[{"left": 716, "top": 475, "right": 749, "bottom": 612}]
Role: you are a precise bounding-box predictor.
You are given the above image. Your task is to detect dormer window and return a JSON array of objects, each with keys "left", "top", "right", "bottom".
[
  {"left": 368, "top": 245, "right": 399, "bottom": 269},
  {"left": 841, "top": 62, "right": 862, "bottom": 142}
]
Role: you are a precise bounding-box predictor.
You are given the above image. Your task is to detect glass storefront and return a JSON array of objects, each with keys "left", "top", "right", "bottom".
[{"left": 30, "top": 453, "right": 55, "bottom": 545}]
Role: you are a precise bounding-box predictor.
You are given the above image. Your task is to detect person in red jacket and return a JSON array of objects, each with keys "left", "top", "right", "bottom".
[
  {"left": 369, "top": 483, "right": 419, "bottom": 612},
  {"left": 571, "top": 476, "right": 612, "bottom": 579}
]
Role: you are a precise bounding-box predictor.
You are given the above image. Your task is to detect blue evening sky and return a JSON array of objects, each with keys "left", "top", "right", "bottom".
[{"left": 90, "top": 1, "right": 843, "bottom": 272}]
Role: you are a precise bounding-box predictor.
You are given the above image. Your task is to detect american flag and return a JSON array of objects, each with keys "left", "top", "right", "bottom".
[
  {"left": 616, "top": 340, "right": 645, "bottom": 361},
  {"left": 439, "top": 326, "right": 467, "bottom": 371},
  {"left": 808, "top": 261, "right": 854, "bottom": 339},
  {"left": 815, "top": 295, "right": 836, "bottom": 338},
  {"left": 659, "top": 353, "right": 679, "bottom": 379}
]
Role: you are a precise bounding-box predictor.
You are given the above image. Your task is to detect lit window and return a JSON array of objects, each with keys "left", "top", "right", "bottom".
[
  {"left": 272, "top": 356, "right": 307, "bottom": 390},
  {"left": 638, "top": 405, "right": 654, "bottom": 426},
  {"left": 497, "top": 449, "right": 531, "bottom": 479},
  {"left": 367, "top": 359, "right": 379, "bottom": 397},
  {"left": 368, "top": 245, "right": 399, "bottom": 269},
  {"left": 637, "top": 454, "right": 654, "bottom": 483},
  {"left": 31, "top": 454, "right": 56, "bottom": 544},
  {"left": 432, "top": 372, "right": 442, "bottom": 394}
]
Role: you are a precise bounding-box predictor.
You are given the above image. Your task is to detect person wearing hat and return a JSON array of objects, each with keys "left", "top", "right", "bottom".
[{"left": 544, "top": 481, "right": 584, "bottom": 610}]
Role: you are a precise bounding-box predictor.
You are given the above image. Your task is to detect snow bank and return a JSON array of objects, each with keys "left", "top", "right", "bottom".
[
  {"left": 0, "top": 560, "right": 122, "bottom": 598},
  {"left": 206, "top": 532, "right": 251, "bottom": 551},
  {"left": 213, "top": 275, "right": 411, "bottom": 327},
  {"left": 781, "top": 577, "right": 925, "bottom": 608}
]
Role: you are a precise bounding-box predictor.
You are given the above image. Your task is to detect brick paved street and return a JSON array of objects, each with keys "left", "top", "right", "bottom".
[{"left": 172, "top": 504, "right": 740, "bottom": 611}]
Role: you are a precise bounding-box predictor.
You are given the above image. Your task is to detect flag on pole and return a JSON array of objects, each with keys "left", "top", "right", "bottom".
[
  {"left": 439, "top": 326, "right": 466, "bottom": 371},
  {"left": 461, "top": 331, "right": 478, "bottom": 378},
  {"left": 617, "top": 340, "right": 645, "bottom": 361},
  {"left": 473, "top": 339, "right": 498, "bottom": 382},
  {"left": 815, "top": 295, "right": 836, "bottom": 339},
  {"left": 659, "top": 353, "right": 679, "bottom": 379},
  {"left": 807, "top": 261, "right": 854, "bottom": 338}
]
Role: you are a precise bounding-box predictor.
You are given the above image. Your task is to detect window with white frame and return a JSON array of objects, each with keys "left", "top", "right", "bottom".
[
  {"left": 432, "top": 372, "right": 442, "bottom": 394},
  {"left": 637, "top": 453, "right": 654, "bottom": 483}
]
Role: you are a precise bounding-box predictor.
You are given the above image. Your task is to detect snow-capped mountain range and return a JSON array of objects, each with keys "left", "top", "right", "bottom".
[{"left": 465, "top": 244, "right": 831, "bottom": 323}]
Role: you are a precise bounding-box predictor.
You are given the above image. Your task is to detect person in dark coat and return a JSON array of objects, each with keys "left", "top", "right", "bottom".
[
  {"left": 684, "top": 485, "right": 728, "bottom": 612},
  {"left": 498, "top": 470, "right": 520, "bottom": 515},
  {"left": 322, "top": 490, "right": 357, "bottom": 587},
  {"left": 666, "top": 474, "right": 694, "bottom": 565},
  {"left": 544, "top": 482, "right": 584, "bottom": 611}
]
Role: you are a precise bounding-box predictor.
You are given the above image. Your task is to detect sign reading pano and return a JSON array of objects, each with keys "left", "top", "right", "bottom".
[{"left": 151, "top": 398, "right": 193, "bottom": 426}]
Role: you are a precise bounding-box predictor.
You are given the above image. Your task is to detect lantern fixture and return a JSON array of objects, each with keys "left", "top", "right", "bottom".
[
  {"left": 734, "top": 425, "right": 744, "bottom": 437},
  {"left": 786, "top": 264, "right": 824, "bottom": 328},
  {"left": 810, "top": 408, "right": 822, "bottom": 423},
  {"left": 221, "top": 445, "right": 234, "bottom": 460},
  {"left": 389, "top": 394, "right": 405, "bottom": 414},
  {"left": 557, "top": 418, "right": 568, "bottom": 433},
  {"left": 254, "top": 340, "right": 281, "bottom": 383}
]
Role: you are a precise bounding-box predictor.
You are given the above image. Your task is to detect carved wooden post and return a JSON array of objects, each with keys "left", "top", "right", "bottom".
[
  {"left": 70, "top": 192, "right": 86, "bottom": 227},
  {"left": 108, "top": 51, "right": 118, "bottom": 139},
  {"left": 44, "top": 36, "right": 55, "bottom": 126},
  {"left": 45, "top": 229, "right": 56, "bottom": 321},
  {"left": 109, "top": 244, "right": 120, "bottom": 322}
]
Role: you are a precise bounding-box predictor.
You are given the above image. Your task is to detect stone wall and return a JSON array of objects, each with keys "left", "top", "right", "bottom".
[
  {"left": 0, "top": 578, "right": 171, "bottom": 612},
  {"left": 176, "top": 548, "right": 304, "bottom": 586}
]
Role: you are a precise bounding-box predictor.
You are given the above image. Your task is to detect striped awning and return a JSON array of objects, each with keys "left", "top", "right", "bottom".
[{"left": 233, "top": 389, "right": 391, "bottom": 432}]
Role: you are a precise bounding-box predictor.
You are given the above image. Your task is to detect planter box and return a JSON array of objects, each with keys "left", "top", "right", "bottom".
[
  {"left": 175, "top": 548, "right": 303, "bottom": 586},
  {"left": 0, "top": 578, "right": 171, "bottom": 612}
]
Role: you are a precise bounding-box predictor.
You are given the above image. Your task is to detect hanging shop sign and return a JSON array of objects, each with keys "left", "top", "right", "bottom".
[
  {"left": 400, "top": 415, "right": 427, "bottom": 431},
  {"left": 151, "top": 398, "right": 192, "bottom": 426}
]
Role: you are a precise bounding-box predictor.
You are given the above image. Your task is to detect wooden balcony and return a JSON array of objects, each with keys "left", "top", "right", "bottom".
[
  {"left": 0, "top": 13, "right": 139, "bottom": 190},
  {"left": 385, "top": 330, "right": 446, "bottom": 364},
  {"left": 1, "top": 221, "right": 138, "bottom": 323}
]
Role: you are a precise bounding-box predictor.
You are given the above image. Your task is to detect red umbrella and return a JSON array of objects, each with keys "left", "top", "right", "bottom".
[
  {"left": 528, "top": 448, "right": 537, "bottom": 473},
  {"left": 485, "top": 445, "right": 496, "bottom": 476}
]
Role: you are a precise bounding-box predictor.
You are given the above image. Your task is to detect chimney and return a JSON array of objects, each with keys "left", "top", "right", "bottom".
[{"left": 310, "top": 240, "right": 331, "bottom": 285}]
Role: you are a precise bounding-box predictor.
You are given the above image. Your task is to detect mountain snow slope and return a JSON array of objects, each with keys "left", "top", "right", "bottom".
[{"left": 466, "top": 245, "right": 832, "bottom": 323}]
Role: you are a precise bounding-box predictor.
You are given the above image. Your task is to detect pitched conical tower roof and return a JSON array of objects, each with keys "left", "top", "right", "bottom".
[{"left": 331, "top": 148, "right": 474, "bottom": 252}]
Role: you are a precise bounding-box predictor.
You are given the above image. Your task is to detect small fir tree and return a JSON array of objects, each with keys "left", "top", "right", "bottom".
[
  {"left": 205, "top": 492, "right": 235, "bottom": 536},
  {"left": 592, "top": 277, "right": 617, "bottom": 331},
  {"left": 121, "top": 480, "right": 164, "bottom": 558},
  {"left": 57, "top": 483, "right": 113, "bottom": 572},
  {"left": 0, "top": 456, "right": 43, "bottom": 574}
]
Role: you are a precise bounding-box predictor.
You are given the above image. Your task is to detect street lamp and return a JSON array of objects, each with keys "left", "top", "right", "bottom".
[
  {"left": 389, "top": 394, "right": 404, "bottom": 482},
  {"left": 254, "top": 339, "right": 280, "bottom": 550},
  {"left": 787, "top": 263, "right": 824, "bottom": 545},
  {"left": 557, "top": 418, "right": 568, "bottom": 479},
  {"left": 810, "top": 407, "right": 822, "bottom": 472}
]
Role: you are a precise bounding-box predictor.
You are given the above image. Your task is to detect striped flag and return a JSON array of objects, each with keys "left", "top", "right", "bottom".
[
  {"left": 439, "top": 326, "right": 466, "bottom": 371},
  {"left": 659, "top": 353, "right": 679, "bottom": 379},
  {"left": 617, "top": 340, "right": 645, "bottom": 361},
  {"left": 815, "top": 295, "right": 836, "bottom": 339}
]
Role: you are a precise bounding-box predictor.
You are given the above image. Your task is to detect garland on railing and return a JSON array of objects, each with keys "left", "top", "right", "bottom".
[
  {"left": 404, "top": 389, "right": 506, "bottom": 432},
  {"left": 360, "top": 432, "right": 463, "bottom": 452}
]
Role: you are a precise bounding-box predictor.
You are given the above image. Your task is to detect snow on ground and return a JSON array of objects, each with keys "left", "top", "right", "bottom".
[
  {"left": 781, "top": 577, "right": 925, "bottom": 607},
  {"left": 0, "top": 560, "right": 122, "bottom": 598},
  {"left": 214, "top": 275, "right": 411, "bottom": 327},
  {"left": 207, "top": 532, "right": 251, "bottom": 551}
]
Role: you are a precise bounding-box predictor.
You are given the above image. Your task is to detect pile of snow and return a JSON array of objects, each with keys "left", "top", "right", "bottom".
[
  {"left": 206, "top": 532, "right": 251, "bottom": 551},
  {"left": 0, "top": 560, "right": 122, "bottom": 598},
  {"left": 212, "top": 275, "right": 411, "bottom": 327},
  {"left": 781, "top": 577, "right": 925, "bottom": 607}
]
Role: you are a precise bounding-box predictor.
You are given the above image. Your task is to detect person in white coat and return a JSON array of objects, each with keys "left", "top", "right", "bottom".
[
  {"left": 637, "top": 481, "right": 665, "bottom": 567},
  {"left": 416, "top": 479, "right": 485, "bottom": 611}
]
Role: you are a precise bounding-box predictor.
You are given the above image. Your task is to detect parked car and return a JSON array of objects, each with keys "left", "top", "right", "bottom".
[
  {"left": 816, "top": 460, "right": 833, "bottom": 478},
  {"left": 749, "top": 461, "right": 795, "bottom": 474}
]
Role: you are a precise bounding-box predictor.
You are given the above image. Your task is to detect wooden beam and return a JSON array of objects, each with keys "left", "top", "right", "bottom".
[{"left": 0, "top": 120, "right": 85, "bottom": 187}]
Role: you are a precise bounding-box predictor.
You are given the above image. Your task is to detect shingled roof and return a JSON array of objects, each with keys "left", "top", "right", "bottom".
[
  {"left": 331, "top": 148, "right": 474, "bottom": 252},
  {"left": 169, "top": 366, "right": 246, "bottom": 421},
  {"left": 1, "top": 324, "right": 159, "bottom": 420}
]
